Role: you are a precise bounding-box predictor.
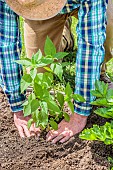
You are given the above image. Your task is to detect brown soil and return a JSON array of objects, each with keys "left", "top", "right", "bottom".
[{"left": 0, "top": 88, "right": 113, "bottom": 170}]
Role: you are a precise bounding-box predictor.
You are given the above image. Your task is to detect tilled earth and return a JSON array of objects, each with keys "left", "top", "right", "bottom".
[{"left": 0, "top": 88, "right": 113, "bottom": 170}]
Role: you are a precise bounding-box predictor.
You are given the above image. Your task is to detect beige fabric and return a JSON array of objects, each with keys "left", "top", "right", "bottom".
[
  {"left": 24, "top": 9, "right": 78, "bottom": 58},
  {"left": 6, "top": 0, "right": 67, "bottom": 20},
  {"left": 24, "top": 9, "right": 78, "bottom": 73},
  {"left": 61, "top": 17, "right": 74, "bottom": 52},
  {"left": 24, "top": 2, "right": 112, "bottom": 74},
  {"left": 101, "top": 0, "right": 113, "bottom": 74}
]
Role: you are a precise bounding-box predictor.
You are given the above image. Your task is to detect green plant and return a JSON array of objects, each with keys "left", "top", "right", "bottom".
[
  {"left": 108, "top": 157, "right": 113, "bottom": 170},
  {"left": 16, "top": 37, "right": 85, "bottom": 130},
  {"left": 80, "top": 80, "right": 113, "bottom": 145}
]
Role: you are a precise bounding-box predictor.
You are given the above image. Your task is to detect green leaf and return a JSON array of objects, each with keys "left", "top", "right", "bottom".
[
  {"left": 80, "top": 122, "right": 113, "bottom": 144},
  {"left": 43, "top": 72, "right": 53, "bottom": 88},
  {"left": 15, "top": 58, "right": 31, "bottom": 66},
  {"left": 95, "top": 80, "right": 108, "bottom": 96},
  {"left": 73, "top": 94, "right": 85, "bottom": 102},
  {"left": 103, "top": 83, "right": 109, "bottom": 96},
  {"left": 27, "top": 119, "right": 33, "bottom": 129},
  {"left": 61, "top": 62, "right": 70, "bottom": 67},
  {"left": 31, "top": 99, "right": 39, "bottom": 112},
  {"left": 51, "top": 63, "right": 63, "bottom": 80},
  {"left": 42, "top": 89, "right": 50, "bottom": 100},
  {"left": 37, "top": 111, "right": 48, "bottom": 128},
  {"left": 41, "top": 56, "right": 53, "bottom": 64},
  {"left": 108, "top": 107, "right": 113, "bottom": 112},
  {"left": 36, "top": 57, "right": 53, "bottom": 67},
  {"left": 106, "top": 89, "right": 113, "bottom": 103},
  {"left": 57, "top": 92, "right": 64, "bottom": 108},
  {"left": 47, "top": 99, "right": 60, "bottom": 112},
  {"left": 32, "top": 111, "right": 37, "bottom": 122},
  {"left": 24, "top": 103, "right": 31, "bottom": 117},
  {"left": 44, "top": 36, "right": 56, "bottom": 56},
  {"left": 34, "top": 83, "right": 43, "bottom": 98},
  {"left": 35, "top": 73, "right": 43, "bottom": 85},
  {"left": 49, "top": 120, "right": 58, "bottom": 130},
  {"left": 22, "top": 100, "right": 28, "bottom": 106},
  {"left": 63, "top": 112, "right": 70, "bottom": 122},
  {"left": 90, "top": 90, "right": 103, "bottom": 98},
  {"left": 104, "top": 139, "right": 113, "bottom": 145},
  {"left": 43, "top": 67, "right": 53, "bottom": 73},
  {"left": 108, "top": 157, "right": 113, "bottom": 164},
  {"left": 32, "top": 50, "right": 43, "bottom": 63},
  {"left": 64, "top": 95, "right": 70, "bottom": 102},
  {"left": 68, "top": 101, "right": 74, "bottom": 113},
  {"left": 65, "top": 83, "right": 73, "bottom": 96},
  {"left": 79, "top": 128, "right": 97, "bottom": 140},
  {"left": 21, "top": 74, "right": 32, "bottom": 93},
  {"left": 28, "top": 93, "right": 36, "bottom": 102},
  {"left": 92, "top": 125, "right": 105, "bottom": 140},
  {"left": 53, "top": 52, "right": 68, "bottom": 60},
  {"left": 40, "top": 101, "right": 48, "bottom": 114},
  {"left": 22, "top": 74, "right": 32, "bottom": 83},
  {"left": 94, "top": 108, "right": 113, "bottom": 118},
  {"left": 91, "top": 98, "right": 108, "bottom": 106},
  {"left": 30, "top": 68, "right": 37, "bottom": 80}
]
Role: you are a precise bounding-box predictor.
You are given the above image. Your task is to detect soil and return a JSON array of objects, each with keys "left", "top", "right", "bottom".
[{"left": 0, "top": 88, "right": 113, "bottom": 170}]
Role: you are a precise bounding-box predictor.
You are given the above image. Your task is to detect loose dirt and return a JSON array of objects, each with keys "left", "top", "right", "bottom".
[{"left": 0, "top": 88, "right": 113, "bottom": 170}]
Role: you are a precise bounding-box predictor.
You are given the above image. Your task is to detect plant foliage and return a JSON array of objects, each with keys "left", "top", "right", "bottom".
[
  {"left": 16, "top": 37, "right": 85, "bottom": 130},
  {"left": 80, "top": 80, "right": 113, "bottom": 145}
]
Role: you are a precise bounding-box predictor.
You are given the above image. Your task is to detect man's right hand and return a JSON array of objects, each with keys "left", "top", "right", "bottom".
[{"left": 13, "top": 110, "right": 40, "bottom": 138}]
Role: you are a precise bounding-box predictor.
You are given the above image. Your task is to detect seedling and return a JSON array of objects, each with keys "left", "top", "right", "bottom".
[{"left": 16, "top": 37, "right": 85, "bottom": 130}]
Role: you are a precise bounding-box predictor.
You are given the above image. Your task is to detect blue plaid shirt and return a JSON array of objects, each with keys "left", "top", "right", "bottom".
[
  {"left": 61, "top": 0, "right": 108, "bottom": 116},
  {"left": 0, "top": 0, "right": 108, "bottom": 116},
  {"left": 61, "top": 0, "right": 80, "bottom": 13}
]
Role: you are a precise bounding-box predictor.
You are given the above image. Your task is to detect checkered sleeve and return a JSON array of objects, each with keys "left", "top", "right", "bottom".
[
  {"left": 74, "top": 0, "right": 108, "bottom": 116},
  {"left": 60, "top": 0, "right": 80, "bottom": 14},
  {"left": 0, "top": 1, "right": 26, "bottom": 112}
]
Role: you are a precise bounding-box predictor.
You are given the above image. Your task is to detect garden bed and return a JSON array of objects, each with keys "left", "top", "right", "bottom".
[{"left": 0, "top": 88, "right": 113, "bottom": 170}]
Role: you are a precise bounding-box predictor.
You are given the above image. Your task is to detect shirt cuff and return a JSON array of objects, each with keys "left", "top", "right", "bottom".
[{"left": 74, "top": 101, "right": 92, "bottom": 116}]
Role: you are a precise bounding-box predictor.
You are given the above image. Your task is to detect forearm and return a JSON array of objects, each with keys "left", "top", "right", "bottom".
[
  {"left": 0, "top": 1, "right": 26, "bottom": 112},
  {"left": 74, "top": 0, "right": 108, "bottom": 116}
]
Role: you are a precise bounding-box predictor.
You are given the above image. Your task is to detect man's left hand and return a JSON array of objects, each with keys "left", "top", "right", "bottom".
[{"left": 46, "top": 112, "right": 87, "bottom": 144}]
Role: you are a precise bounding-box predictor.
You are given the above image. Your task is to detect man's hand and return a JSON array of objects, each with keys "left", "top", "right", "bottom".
[
  {"left": 46, "top": 113, "right": 87, "bottom": 144},
  {"left": 13, "top": 110, "right": 40, "bottom": 138}
]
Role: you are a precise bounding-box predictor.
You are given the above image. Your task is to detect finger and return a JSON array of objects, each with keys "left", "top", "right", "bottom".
[
  {"left": 16, "top": 124, "right": 25, "bottom": 138},
  {"left": 46, "top": 130, "right": 59, "bottom": 141},
  {"left": 29, "top": 125, "right": 36, "bottom": 136},
  {"left": 30, "top": 124, "right": 35, "bottom": 132},
  {"left": 30, "top": 132, "right": 36, "bottom": 136},
  {"left": 51, "top": 134, "right": 64, "bottom": 144},
  {"left": 17, "top": 118, "right": 28, "bottom": 126},
  {"left": 59, "top": 135, "right": 70, "bottom": 143},
  {"left": 22, "top": 125, "right": 31, "bottom": 137},
  {"left": 32, "top": 124, "right": 41, "bottom": 136},
  {"left": 35, "top": 129, "right": 41, "bottom": 137},
  {"left": 34, "top": 126, "right": 41, "bottom": 133}
]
